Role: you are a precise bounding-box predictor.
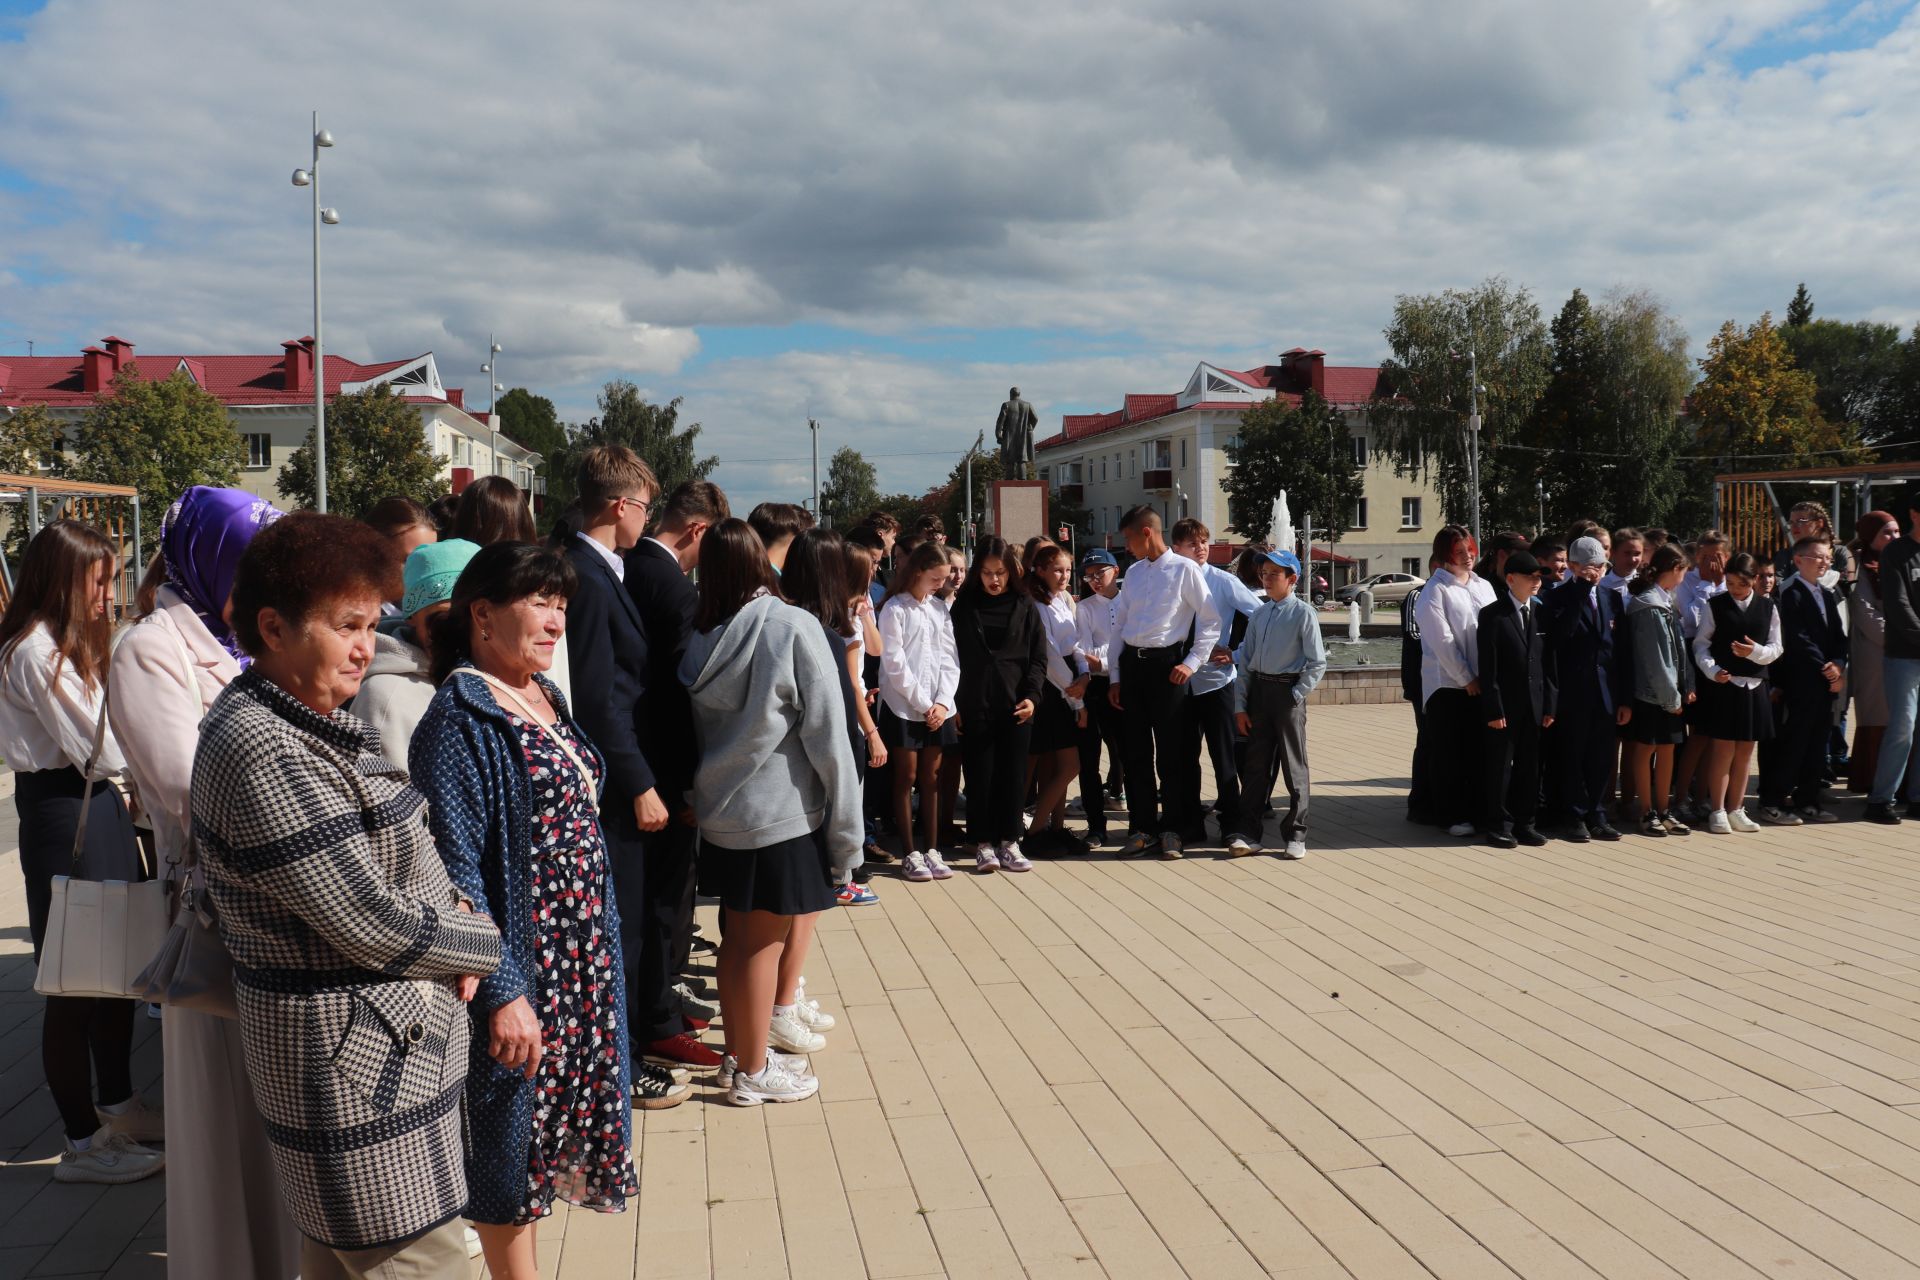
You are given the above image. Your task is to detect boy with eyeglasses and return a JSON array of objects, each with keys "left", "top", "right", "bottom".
[{"left": 1757, "top": 537, "right": 1848, "bottom": 825}]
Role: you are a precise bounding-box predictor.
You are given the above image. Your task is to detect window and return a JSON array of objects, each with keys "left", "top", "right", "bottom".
[
  {"left": 1226, "top": 433, "right": 1242, "bottom": 456},
  {"left": 1099, "top": 457, "right": 1108, "bottom": 483},
  {"left": 1350, "top": 498, "right": 1368, "bottom": 529},
  {"left": 1179, "top": 439, "right": 1187, "bottom": 469},
  {"left": 1351, "top": 435, "right": 1368, "bottom": 466},
  {"left": 1403, "top": 558, "right": 1422, "bottom": 576},
  {"left": 244, "top": 433, "right": 272, "bottom": 469},
  {"left": 1401, "top": 497, "right": 1422, "bottom": 529},
  {"left": 453, "top": 437, "right": 468, "bottom": 465},
  {"left": 1146, "top": 439, "right": 1172, "bottom": 469}
]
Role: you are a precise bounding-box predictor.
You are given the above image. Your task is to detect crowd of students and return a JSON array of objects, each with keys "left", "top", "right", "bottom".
[{"left": 1403, "top": 492, "right": 1920, "bottom": 848}]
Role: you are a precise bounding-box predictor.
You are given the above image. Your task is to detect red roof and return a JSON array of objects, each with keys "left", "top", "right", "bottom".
[{"left": 0, "top": 341, "right": 456, "bottom": 411}]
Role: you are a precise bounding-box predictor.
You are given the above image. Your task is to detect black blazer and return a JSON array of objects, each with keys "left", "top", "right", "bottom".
[
  {"left": 562, "top": 538, "right": 653, "bottom": 802},
  {"left": 622, "top": 539, "right": 700, "bottom": 802},
  {"left": 1543, "top": 575, "right": 1616, "bottom": 716},
  {"left": 950, "top": 591, "right": 1047, "bottom": 724},
  {"left": 1775, "top": 576, "right": 1848, "bottom": 696},
  {"left": 1477, "top": 594, "right": 1556, "bottom": 727}
]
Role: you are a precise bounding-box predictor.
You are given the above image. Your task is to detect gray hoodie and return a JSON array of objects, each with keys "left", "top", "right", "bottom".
[
  {"left": 679, "top": 593, "right": 863, "bottom": 873},
  {"left": 352, "top": 623, "right": 435, "bottom": 765}
]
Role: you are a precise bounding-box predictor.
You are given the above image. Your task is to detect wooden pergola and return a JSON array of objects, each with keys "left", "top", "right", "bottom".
[
  {"left": 1714, "top": 462, "right": 1920, "bottom": 561},
  {"left": 0, "top": 473, "right": 143, "bottom": 612}
]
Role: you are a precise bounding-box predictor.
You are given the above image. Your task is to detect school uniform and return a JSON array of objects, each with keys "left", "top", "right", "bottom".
[
  {"left": 1031, "top": 592, "right": 1086, "bottom": 754},
  {"left": 1477, "top": 593, "right": 1556, "bottom": 837},
  {"left": 1401, "top": 582, "right": 1435, "bottom": 821},
  {"left": 1232, "top": 594, "right": 1327, "bottom": 843},
  {"left": 1760, "top": 575, "right": 1848, "bottom": 812},
  {"left": 1110, "top": 551, "right": 1222, "bottom": 840},
  {"left": 1691, "top": 592, "right": 1782, "bottom": 742},
  {"left": 1542, "top": 576, "right": 1620, "bottom": 832},
  {"left": 1613, "top": 586, "right": 1692, "bottom": 746},
  {"left": 951, "top": 590, "right": 1048, "bottom": 845},
  {"left": 1075, "top": 589, "right": 1125, "bottom": 840},
  {"left": 1184, "top": 563, "right": 1263, "bottom": 829},
  {"left": 1414, "top": 569, "right": 1497, "bottom": 829}
]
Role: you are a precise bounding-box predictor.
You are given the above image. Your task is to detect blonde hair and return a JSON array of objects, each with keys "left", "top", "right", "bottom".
[{"left": 575, "top": 445, "right": 658, "bottom": 513}]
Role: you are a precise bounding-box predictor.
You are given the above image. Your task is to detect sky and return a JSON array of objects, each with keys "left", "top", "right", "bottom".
[{"left": 2, "top": 0, "right": 1917, "bottom": 509}]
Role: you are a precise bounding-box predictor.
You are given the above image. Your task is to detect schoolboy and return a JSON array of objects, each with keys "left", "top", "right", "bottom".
[{"left": 1226, "top": 550, "right": 1327, "bottom": 860}]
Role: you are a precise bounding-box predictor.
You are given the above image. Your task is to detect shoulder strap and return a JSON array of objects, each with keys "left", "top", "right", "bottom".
[
  {"left": 69, "top": 697, "right": 110, "bottom": 866},
  {"left": 466, "top": 667, "right": 599, "bottom": 801}
]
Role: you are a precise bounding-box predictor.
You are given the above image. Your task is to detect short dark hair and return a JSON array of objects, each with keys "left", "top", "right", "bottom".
[
  {"left": 1725, "top": 551, "right": 1760, "bottom": 579},
  {"left": 426, "top": 493, "right": 461, "bottom": 538},
  {"left": 454, "top": 476, "right": 537, "bottom": 546},
  {"left": 784, "top": 529, "right": 851, "bottom": 635},
  {"left": 909, "top": 513, "right": 945, "bottom": 538},
  {"left": 864, "top": 511, "right": 901, "bottom": 535},
  {"left": 1530, "top": 536, "right": 1566, "bottom": 559},
  {"left": 1564, "top": 518, "right": 1602, "bottom": 547},
  {"left": 1642, "top": 526, "right": 1671, "bottom": 548},
  {"left": 695, "top": 518, "right": 784, "bottom": 632},
  {"left": 845, "top": 523, "right": 886, "bottom": 554},
  {"left": 656, "top": 480, "right": 730, "bottom": 530},
  {"left": 747, "top": 502, "right": 811, "bottom": 548},
  {"left": 430, "top": 542, "right": 577, "bottom": 684},
  {"left": 1169, "top": 517, "right": 1209, "bottom": 545},
  {"left": 1489, "top": 530, "right": 1530, "bottom": 556},
  {"left": 1120, "top": 505, "right": 1160, "bottom": 533},
  {"left": 231, "top": 513, "right": 397, "bottom": 657},
  {"left": 1612, "top": 526, "right": 1643, "bottom": 546},
  {"left": 363, "top": 495, "right": 434, "bottom": 541}
]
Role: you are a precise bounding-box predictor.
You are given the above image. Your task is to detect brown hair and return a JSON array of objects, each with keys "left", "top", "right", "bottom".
[
  {"left": 656, "top": 479, "right": 730, "bottom": 530},
  {"left": 1694, "top": 528, "right": 1730, "bottom": 549},
  {"left": 843, "top": 542, "right": 876, "bottom": 597},
  {"left": 1628, "top": 542, "right": 1689, "bottom": 595},
  {"left": 1564, "top": 518, "right": 1602, "bottom": 548},
  {"left": 784, "top": 529, "right": 852, "bottom": 635},
  {"left": 229, "top": 514, "right": 398, "bottom": 656},
  {"left": 1789, "top": 501, "right": 1833, "bottom": 538},
  {"left": 575, "top": 445, "right": 658, "bottom": 513},
  {"left": 0, "top": 520, "right": 119, "bottom": 692},
  {"left": 884, "top": 541, "right": 950, "bottom": 604},
  {"left": 695, "top": 518, "right": 784, "bottom": 632},
  {"left": 747, "top": 502, "right": 812, "bottom": 549},
  {"left": 1024, "top": 542, "right": 1071, "bottom": 604},
  {"left": 1021, "top": 536, "right": 1055, "bottom": 574},
  {"left": 1169, "top": 517, "right": 1210, "bottom": 546},
  {"left": 1430, "top": 524, "right": 1475, "bottom": 570},
  {"left": 133, "top": 550, "right": 166, "bottom": 618},
  {"left": 430, "top": 541, "right": 577, "bottom": 684},
  {"left": 1119, "top": 504, "right": 1160, "bottom": 533},
  {"left": 363, "top": 495, "right": 435, "bottom": 541},
  {"left": 454, "top": 476, "right": 537, "bottom": 546},
  {"left": 957, "top": 536, "right": 1023, "bottom": 606},
  {"left": 863, "top": 511, "right": 901, "bottom": 535}
]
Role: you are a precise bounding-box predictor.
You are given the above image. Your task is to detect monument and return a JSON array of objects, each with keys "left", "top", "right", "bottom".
[{"left": 989, "top": 386, "right": 1047, "bottom": 547}]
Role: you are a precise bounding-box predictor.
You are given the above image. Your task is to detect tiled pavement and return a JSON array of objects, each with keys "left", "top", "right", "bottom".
[{"left": 7, "top": 702, "right": 1920, "bottom": 1277}]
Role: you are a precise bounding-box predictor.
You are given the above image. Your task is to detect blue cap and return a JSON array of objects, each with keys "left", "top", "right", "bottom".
[
  {"left": 1080, "top": 548, "right": 1118, "bottom": 568},
  {"left": 1262, "top": 549, "right": 1302, "bottom": 575}
]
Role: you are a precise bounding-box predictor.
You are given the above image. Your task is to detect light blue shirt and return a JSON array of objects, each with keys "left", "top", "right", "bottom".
[
  {"left": 1233, "top": 593, "right": 1329, "bottom": 711},
  {"left": 1188, "top": 563, "right": 1264, "bottom": 696}
]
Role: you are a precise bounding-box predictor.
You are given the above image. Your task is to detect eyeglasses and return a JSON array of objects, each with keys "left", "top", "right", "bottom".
[
  {"left": 622, "top": 495, "right": 656, "bottom": 517},
  {"left": 1794, "top": 553, "right": 1832, "bottom": 566}
]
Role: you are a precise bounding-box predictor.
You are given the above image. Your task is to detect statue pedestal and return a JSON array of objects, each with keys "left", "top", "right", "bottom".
[{"left": 989, "top": 480, "right": 1049, "bottom": 550}]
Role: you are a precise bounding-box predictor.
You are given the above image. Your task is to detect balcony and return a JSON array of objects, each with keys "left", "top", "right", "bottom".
[
  {"left": 1142, "top": 468, "right": 1173, "bottom": 492},
  {"left": 1057, "top": 482, "right": 1084, "bottom": 504}
]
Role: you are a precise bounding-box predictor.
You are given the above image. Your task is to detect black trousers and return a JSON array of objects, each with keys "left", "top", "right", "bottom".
[
  {"left": 1186, "top": 684, "right": 1241, "bottom": 829},
  {"left": 1551, "top": 695, "right": 1615, "bottom": 825},
  {"left": 961, "top": 714, "right": 1033, "bottom": 844},
  {"left": 1421, "top": 688, "right": 1484, "bottom": 828},
  {"left": 1484, "top": 721, "right": 1542, "bottom": 834},
  {"left": 1406, "top": 695, "right": 1435, "bottom": 821},
  {"left": 1076, "top": 676, "right": 1124, "bottom": 839},
  {"left": 1120, "top": 644, "right": 1201, "bottom": 837},
  {"left": 1761, "top": 687, "right": 1834, "bottom": 810},
  {"left": 606, "top": 800, "right": 700, "bottom": 1044}
]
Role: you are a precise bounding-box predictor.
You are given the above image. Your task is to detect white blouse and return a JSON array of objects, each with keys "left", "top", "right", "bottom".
[
  {"left": 1036, "top": 592, "right": 1086, "bottom": 709},
  {"left": 0, "top": 622, "right": 125, "bottom": 778},
  {"left": 1692, "top": 592, "right": 1784, "bottom": 691},
  {"left": 876, "top": 593, "right": 961, "bottom": 722}
]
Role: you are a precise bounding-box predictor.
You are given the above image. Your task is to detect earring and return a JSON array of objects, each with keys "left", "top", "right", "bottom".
[{"left": 481, "top": 629, "right": 491, "bottom": 642}]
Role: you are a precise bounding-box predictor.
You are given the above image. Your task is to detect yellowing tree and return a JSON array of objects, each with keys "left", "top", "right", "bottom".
[{"left": 1690, "top": 312, "right": 1868, "bottom": 470}]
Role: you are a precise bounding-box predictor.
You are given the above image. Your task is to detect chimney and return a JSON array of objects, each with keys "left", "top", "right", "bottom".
[
  {"left": 81, "top": 346, "right": 111, "bottom": 393},
  {"left": 282, "top": 337, "right": 314, "bottom": 393},
  {"left": 1301, "top": 349, "right": 1326, "bottom": 395},
  {"left": 101, "top": 336, "right": 134, "bottom": 372}
]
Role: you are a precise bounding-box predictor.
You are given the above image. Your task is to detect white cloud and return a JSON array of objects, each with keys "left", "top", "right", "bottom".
[{"left": 2, "top": 0, "right": 1916, "bottom": 509}]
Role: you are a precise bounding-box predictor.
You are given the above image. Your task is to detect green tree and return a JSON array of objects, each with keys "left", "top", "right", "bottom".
[
  {"left": 1691, "top": 312, "right": 1867, "bottom": 473},
  {"left": 1786, "top": 282, "right": 1815, "bottom": 328},
  {"left": 0, "top": 403, "right": 66, "bottom": 476},
  {"left": 547, "top": 381, "right": 719, "bottom": 527},
  {"left": 928, "top": 452, "right": 1001, "bottom": 546},
  {"left": 1222, "top": 388, "right": 1366, "bottom": 546},
  {"left": 1367, "top": 276, "right": 1552, "bottom": 530},
  {"left": 70, "top": 365, "right": 244, "bottom": 554},
  {"left": 1780, "top": 318, "right": 1906, "bottom": 447},
  {"left": 277, "top": 385, "right": 448, "bottom": 517},
  {"left": 819, "top": 446, "right": 880, "bottom": 529},
  {"left": 495, "top": 387, "right": 567, "bottom": 463}
]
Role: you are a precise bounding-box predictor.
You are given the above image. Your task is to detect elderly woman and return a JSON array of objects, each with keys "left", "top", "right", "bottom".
[
  {"left": 410, "top": 542, "right": 656, "bottom": 1280},
  {"left": 108, "top": 487, "right": 299, "bottom": 1276},
  {"left": 1849, "top": 511, "right": 1899, "bottom": 793},
  {"left": 352, "top": 537, "right": 480, "bottom": 758},
  {"left": 189, "top": 513, "right": 502, "bottom": 1279}
]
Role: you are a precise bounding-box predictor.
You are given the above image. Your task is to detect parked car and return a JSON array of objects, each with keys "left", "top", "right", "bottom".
[
  {"left": 1308, "top": 572, "right": 1330, "bottom": 606},
  {"left": 1336, "top": 571, "right": 1426, "bottom": 606}
]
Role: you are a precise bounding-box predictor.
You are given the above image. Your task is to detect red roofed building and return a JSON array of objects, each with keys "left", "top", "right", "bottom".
[
  {"left": 0, "top": 336, "right": 543, "bottom": 505},
  {"left": 1035, "top": 348, "right": 1442, "bottom": 583}
]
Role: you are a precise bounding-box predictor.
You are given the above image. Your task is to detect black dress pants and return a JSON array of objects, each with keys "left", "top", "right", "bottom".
[
  {"left": 1076, "top": 676, "right": 1123, "bottom": 840},
  {"left": 1761, "top": 687, "right": 1834, "bottom": 810},
  {"left": 1484, "top": 721, "right": 1542, "bottom": 835},
  {"left": 606, "top": 800, "right": 699, "bottom": 1044},
  {"left": 961, "top": 714, "right": 1033, "bottom": 844},
  {"left": 1120, "top": 644, "right": 1201, "bottom": 837},
  {"left": 1186, "top": 684, "right": 1241, "bottom": 831},
  {"left": 1421, "top": 688, "right": 1484, "bottom": 828},
  {"left": 1552, "top": 695, "right": 1614, "bottom": 826}
]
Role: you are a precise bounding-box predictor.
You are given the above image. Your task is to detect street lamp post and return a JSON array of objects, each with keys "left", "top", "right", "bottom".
[
  {"left": 964, "top": 430, "right": 984, "bottom": 551},
  {"left": 809, "top": 417, "right": 821, "bottom": 524},
  {"left": 291, "top": 112, "right": 340, "bottom": 513},
  {"left": 481, "top": 337, "right": 504, "bottom": 477}
]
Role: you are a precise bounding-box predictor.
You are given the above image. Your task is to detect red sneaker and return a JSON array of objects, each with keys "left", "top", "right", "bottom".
[
  {"left": 645, "top": 1032, "right": 724, "bottom": 1070},
  {"left": 683, "top": 1015, "right": 711, "bottom": 1032}
]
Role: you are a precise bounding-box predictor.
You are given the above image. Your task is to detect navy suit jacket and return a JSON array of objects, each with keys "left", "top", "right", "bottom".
[
  {"left": 1776, "top": 576, "right": 1848, "bottom": 697},
  {"left": 1544, "top": 575, "right": 1617, "bottom": 717},
  {"left": 623, "top": 538, "right": 700, "bottom": 804},
  {"left": 1477, "top": 595, "right": 1556, "bottom": 727},
  {"left": 562, "top": 537, "right": 654, "bottom": 802}
]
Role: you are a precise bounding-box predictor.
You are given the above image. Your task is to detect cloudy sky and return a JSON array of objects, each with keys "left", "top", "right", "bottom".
[{"left": 2, "top": 0, "right": 1917, "bottom": 508}]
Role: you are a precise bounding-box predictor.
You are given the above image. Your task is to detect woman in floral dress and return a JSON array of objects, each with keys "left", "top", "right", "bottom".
[{"left": 413, "top": 543, "right": 682, "bottom": 1279}]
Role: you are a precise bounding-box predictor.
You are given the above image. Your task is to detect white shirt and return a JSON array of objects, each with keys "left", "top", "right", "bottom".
[
  {"left": 1790, "top": 573, "right": 1829, "bottom": 624},
  {"left": 576, "top": 530, "right": 626, "bottom": 582},
  {"left": 1692, "top": 591, "right": 1784, "bottom": 690},
  {"left": 1599, "top": 570, "right": 1633, "bottom": 611},
  {"left": 1189, "top": 562, "right": 1264, "bottom": 697},
  {"left": 876, "top": 593, "right": 961, "bottom": 721},
  {"left": 1075, "top": 590, "right": 1121, "bottom": 675},
  {"left": 1109, "top": 550, "right": 1222, "bottom": 684},
  {"left": 0, "top": 623, "right": 125, "bottom": 778},
  {"left": 1034, "top": 593, "right": 1086, "bottom": 709},
  {"left": 1414, "top": 568, "right": 1497, "bottom": 705},
  {"left": 1674, "top": 569, "right": 1728, "bottom": 640}
]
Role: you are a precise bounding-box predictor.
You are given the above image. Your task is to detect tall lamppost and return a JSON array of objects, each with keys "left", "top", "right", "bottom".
[
  {"left": 481, "top": 337, "right": 504, "bottom": 477},
  {"left": 291, "top": 113, "right": 340, "bottom": 512}
]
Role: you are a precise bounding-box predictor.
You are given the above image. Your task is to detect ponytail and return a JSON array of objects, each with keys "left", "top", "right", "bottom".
[{"left": 1628, "top": 543, "right": 1688, "bottom": 596}]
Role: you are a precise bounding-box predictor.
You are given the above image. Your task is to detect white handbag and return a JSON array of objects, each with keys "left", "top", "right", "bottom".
[{"left": 32, "top": 701, "right": 171, "bottom": 1001}]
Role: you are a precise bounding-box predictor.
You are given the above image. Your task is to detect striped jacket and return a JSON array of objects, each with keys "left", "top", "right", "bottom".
[{"left": 190, "top": 669, "right": 503, "bottom": 1251}]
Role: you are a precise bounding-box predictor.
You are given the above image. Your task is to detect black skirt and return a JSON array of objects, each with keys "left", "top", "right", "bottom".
[
  {"left": 14, "top": 766, "right": 143, "bottom": 960},
  {"left": 880, "top": 707, "right": 957, "bottom": 751},
  {"left": 1029, "top": 683, "right": 1080, "bottom": 754},
  {"left": 1697, "top": 677, "right": 1775, "bottom": 743},
  {"left": 702, "top": 828, "right": 835, "bottom": 917},
  {"left": 1620, "top": 697, "right": 1688, "bottom": 746}
]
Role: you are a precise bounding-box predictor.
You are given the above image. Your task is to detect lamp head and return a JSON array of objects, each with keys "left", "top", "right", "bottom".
[
  {"left": 490, "top": 343, "right": 502, "bottom": 354},
  {"left": 314, "top": 128, "right": 334, "bottom": 148},
  {"left": 320, "top": 208, "right": 341, "bottom": 225},
  {"left": 480, "top": 363, "right": 491, "bottom": 373},
  {"left": 493, "top": 382, "right": 505, "bottom": 393},
  {"left": 292, "top": 169, "right": 311, "bottom": 187}
]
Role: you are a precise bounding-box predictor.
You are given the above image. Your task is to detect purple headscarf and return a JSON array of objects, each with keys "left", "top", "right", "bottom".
[{"left": 161, "top": 486, "right": 284, "bottom": 667}]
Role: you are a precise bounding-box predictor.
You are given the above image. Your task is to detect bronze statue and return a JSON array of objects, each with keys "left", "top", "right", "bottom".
[{"left": 995, "top": 386, "right": 1036, "bottom": 480}]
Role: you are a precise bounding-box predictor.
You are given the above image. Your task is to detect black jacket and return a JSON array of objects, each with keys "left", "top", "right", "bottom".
[
  {"left": 1543, "top": 576, "right": 1615, "bottom": 716},
  {"left": 562, "top": 538, "right": 653, "bottom": 801},
  {"left": 622, "top": 538, "right": 700, "bottom": 802},
  {"left": 950, "top": 590, "right": 1047, "bottom": 724},
  {"left": 1881, "top": 535, "right": 1920, "bottom": 661},
  {"left": 1776, "top": 575, "right": 1848, "bottom": 696},
  {"left": 1477, "top": 594, "right": 1556, "bottom": 727}
]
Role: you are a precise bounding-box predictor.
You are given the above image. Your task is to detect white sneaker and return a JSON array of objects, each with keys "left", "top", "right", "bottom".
[
  {"left": 795, "top": 1000, "right": 835, "bottom": 1032},
  {"left": 1728, "top": 807, "right": 1761, "bottom": 834},
  {"left": 95, "top": 1093, "right": 165, "bottom": 1145},
  {"left": 1706, "top": 809, "right": 1732, "bottom": 835},
  {"left": 924, "top": 848, "right": 954, "bottom": 880},
  {"left": 1281, "top": 840, "right": 1308, "bottom": 860},
  {"left": 997, "top": 841, "right": 1032, "bottom": 872},
  {"left": 902, "top": 850, "right": 934, "bottom": 882},
  {"left": 717, "top": 1050, "right": 813, "bottom": 1089},
  {"left": 1226, "top": 833, "right": 1258, "bottom": 857},
  {"left": 770, "top": 1007, "right": 828, "bottom": 1054},
  {"left": 1447, "top": 822, "right": 1477, "bottom": 838},
  {"left": 973, "top": 843, "right": 1000, "bottom": 874},
  {"left": 730, "top": 1058, "right": 821, "bottom": 1106},
  {"left": 55, "top": 1129, "right": 164, "bottom": 1184},
  {"left": 1158, "top": 831, "right": 1184, "bottom": 860}
]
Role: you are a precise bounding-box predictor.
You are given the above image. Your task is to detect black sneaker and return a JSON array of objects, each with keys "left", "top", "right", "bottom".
[
  {"left": 1514, "top": 826, "right": 1549, "bottom": 847},
  {"left": 1562, "top": 820, "right": 1591, "bottom": 844},
  {"left": 633, "top": 1063, "right": 691, "bottom": 1110},
  {"left": 1589, "top": 821, "right": 1623, "bottom": 841},
  {"left": 1864, "top": 803, "right": 1903, "bottom": 825},
  {"left": 1639, "top": 812, "right": 1667, "bottom": 838},
  {"left": 1487, "top": 830, "right": 1518, "bottom": 850}
]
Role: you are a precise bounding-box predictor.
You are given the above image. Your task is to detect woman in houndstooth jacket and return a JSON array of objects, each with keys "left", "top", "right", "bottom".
[{"left": 189, "top": 514, "right": 502, "bottom": 1279}]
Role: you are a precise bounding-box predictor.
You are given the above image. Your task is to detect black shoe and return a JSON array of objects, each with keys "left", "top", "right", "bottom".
[
  {"left": 1514, "top": 826, "right": 1548, "bottom": 847},
  {"left": 1563, "top": 821, "right": 1591, "bottom": 844},
  {"left": 1589, "top": 822, "right": 1622, "bottom": 841},
  {"left": 688, "top": 933, "right": 717, "bottom": 956},
  {"left": 1864, "top": 803, "right": 1903, "bottom": 825},
  {"left": 1487, "top": 831, "right": 1518, "bottom": 850}
]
